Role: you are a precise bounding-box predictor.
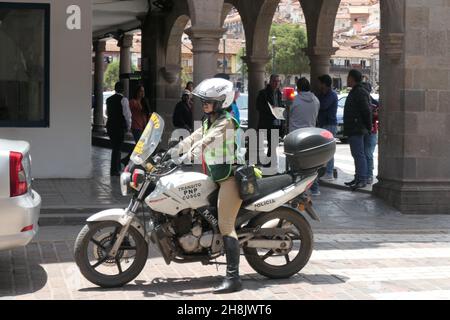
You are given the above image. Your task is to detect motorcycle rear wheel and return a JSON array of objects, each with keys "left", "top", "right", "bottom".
[
  {"left": 74, "top": 221, "right": 148, "bottom": 288},
  {"left": 243, "top": 208, "right": 313, "bottom": 279}
]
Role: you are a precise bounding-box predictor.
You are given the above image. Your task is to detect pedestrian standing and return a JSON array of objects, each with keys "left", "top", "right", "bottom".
[
  {"left": 343, "top": 70, "right": 372, "bottom": 191},
  {"left": 185, "top": 81, "right": 194, "bottom": 110},
  {"left": 173, "top": 90, "right": 194, "bottom": 132},
  {"left": 284, "top": 78, "right": 321, "bottom": 195},
  {"left": 129, "top": 85, "right": 150, "bottom": 143},
  {"left": 229, "top": 90, "right": 241, "bottom": 125},
  {"left": 285, "top": 77, "right": 320, "bottom": 132},
  {"left": 362, "top": 82, "right": 379, "bottom": 185},
  {"left": 317, "top": 74, "right": 338, "bottom": 182},
  {"left": 256, "top": 74, "right": 284, "bottom": 166},
  {"left": 106, "top": 82, "right": 131, "bottom": 176}
]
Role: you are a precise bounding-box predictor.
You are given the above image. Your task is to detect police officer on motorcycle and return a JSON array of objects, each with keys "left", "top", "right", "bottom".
[{"left": 169, "top": 78, "right": 243, "bottom": 294}]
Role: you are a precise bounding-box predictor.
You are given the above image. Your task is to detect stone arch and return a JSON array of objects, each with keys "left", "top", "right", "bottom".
[
  {"left": 249, "top": 0, "right": 280, "bottom": 59},
  {"left": 299, "top": 0, "right": 341, "bottom": 50},
  {"left": 165, "top": 14, "right": 190, "bottom": 72},
  {"left": 160, "top": 0, "right": 191, "bottom": 92},
  {"left": 380, "top": 0, "right": 405, "bottom": 35},
  {"left": 221, "top": 3, "right": 234, "bottom": 26},
  {"left": 224, "top": 0, "right": 279, "bottom": 59}
]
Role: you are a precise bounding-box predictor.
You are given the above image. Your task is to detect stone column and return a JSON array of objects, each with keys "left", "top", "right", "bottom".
[
  {"left": 93, "top": 40, "right": 106, "bottom": 132},
  {"left": 118, "top": 34, "right": 134, "bottom": 98},
  {"left": 305, "top": 47, "right": 338, "bottom": 94},
  {"left": 185, "top": 27, "right": 225, "bottom": 120},
  {"left": 373, "top": 0, "right": 450, "bottom": 214},
  {"left": 244, "top": 56, "right": 270, "bottom": 130},
  {"left": 141, "top": 12, "right": 166, "bottom": 107}
]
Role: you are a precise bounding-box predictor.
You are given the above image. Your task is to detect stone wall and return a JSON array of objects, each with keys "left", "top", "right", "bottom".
[{"left": 374, "top": 0, "right": 450, "bottom": 214}]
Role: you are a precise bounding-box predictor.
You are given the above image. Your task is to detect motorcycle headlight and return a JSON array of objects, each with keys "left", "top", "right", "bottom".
[{"left": 120, "top": 172, "right": 132, "bottom": 196}]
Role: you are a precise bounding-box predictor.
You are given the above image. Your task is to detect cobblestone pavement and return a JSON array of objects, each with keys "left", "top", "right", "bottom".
[
  {"left": 2, "top": 225, "right": 450, "bottom": 300},
  {"left": 15, "top": 146, "right": 450, "bottom": 300}
]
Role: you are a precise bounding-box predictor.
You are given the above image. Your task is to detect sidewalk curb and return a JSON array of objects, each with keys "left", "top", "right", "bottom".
[
  {"left": 319, "top": 180, "right": 373, "bottom": 194},
  {"left": 39, "top": 204, "right": 128, "bottom": 226},
  {"left": 41, "top": 204, "right": 128, "bottom": 214}
]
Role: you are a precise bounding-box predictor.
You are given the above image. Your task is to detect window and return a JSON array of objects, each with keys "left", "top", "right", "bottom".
[{"left": 0, "top": 3, "right": 50, "bottom": 127}]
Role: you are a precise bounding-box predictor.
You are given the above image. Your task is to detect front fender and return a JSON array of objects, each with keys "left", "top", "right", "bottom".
[{"left": 86, "top": 209, "right": 146, "bottom": 238}]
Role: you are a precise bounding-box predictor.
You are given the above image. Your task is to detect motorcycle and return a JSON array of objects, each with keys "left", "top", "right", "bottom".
[{"left": 74, "top": 113, "right": 336, "bottom": 288}]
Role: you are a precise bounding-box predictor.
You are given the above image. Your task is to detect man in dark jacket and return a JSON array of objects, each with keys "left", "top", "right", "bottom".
[
  {"left": 173, "top": 90, "right": 193, "bottom": 132},
  {"left": 343, "top": 69, "right": 372, "bottom": 190},
  {"left": 106, "top": 82, "right": 131, "bottom": 176},
  {"left": 317, "top": 74, "right": 338, "bottom": 181},
  {"left": 256, "top": 74, "right": 283, "bottom": 166}
]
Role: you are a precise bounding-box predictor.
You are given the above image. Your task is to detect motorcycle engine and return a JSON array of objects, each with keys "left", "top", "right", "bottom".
[{"left": 173, "top": 210, "right": 215, "bottom": 253}]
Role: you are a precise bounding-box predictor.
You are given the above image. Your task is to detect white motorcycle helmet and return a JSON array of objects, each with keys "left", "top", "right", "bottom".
[{"left": 192, "top": 78, "right": 235, "bottom": 113}]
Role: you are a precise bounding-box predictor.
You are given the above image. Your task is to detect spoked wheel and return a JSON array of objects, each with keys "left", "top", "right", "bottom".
[
  {"left": 243, "top": 208, "right": 313, "bottom": 279},
  {"left": 74, "top": 221, "right": 148, "bottom": 288}
]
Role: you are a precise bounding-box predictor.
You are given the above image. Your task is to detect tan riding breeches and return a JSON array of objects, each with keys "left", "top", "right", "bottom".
[{"left": 217, "top": 177, "right": 243, "bottom": 240}]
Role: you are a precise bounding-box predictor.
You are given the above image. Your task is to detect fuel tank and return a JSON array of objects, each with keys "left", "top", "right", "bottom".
[{"left": 145, "top": 170, "right": 218, "bottom": 216}]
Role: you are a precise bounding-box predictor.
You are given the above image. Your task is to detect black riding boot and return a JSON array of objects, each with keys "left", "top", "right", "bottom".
[{"left": 214, "top": 236, "right": 243, "bottom": 294}]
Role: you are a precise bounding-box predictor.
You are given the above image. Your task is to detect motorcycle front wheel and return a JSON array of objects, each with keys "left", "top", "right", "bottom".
[
  {"left": 74, "top": 221, "right": 148, "bottom": 288},
  {"left": 243, "top": 207, "right": 313, "bottom": 279}
]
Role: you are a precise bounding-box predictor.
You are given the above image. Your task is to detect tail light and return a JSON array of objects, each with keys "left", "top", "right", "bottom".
[
  {"left": 321, "top": 130, "right": 334, "bottom": 140},
  {"left": 21, "top": 225, "right": 34, "bottom": 232},
  {"left": 283, "top": 87, "right": 296, "bottom": 101},
  {"left": 10, "top": 152, "right": 28, "bottom": 197}
]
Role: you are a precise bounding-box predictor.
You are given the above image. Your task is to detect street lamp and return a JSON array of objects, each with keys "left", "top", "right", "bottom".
[
  {"left": 222, "top": 34, "right": 227, "bottom": 73},
  {"left": 272, "top": 36, "right": 277, "bottom": 74}
]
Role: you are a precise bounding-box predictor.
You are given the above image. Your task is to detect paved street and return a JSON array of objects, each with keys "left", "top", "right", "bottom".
[
  {"left": 3, "top": 184, "right": 450, "bottom": 300},
  {"left": 7, "top": 145, "right": 450, "bottom": 300}
]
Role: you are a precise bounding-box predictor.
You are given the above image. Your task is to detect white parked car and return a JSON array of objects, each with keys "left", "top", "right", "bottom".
[
  {"left": 0, "top": 139, "right": 41, "bottom": 251},
  {"left": 91, "top": 91, "right": 115, "bottom": 124}
]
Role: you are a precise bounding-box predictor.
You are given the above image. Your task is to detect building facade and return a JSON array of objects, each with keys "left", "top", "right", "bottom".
[{"left": 0, "top": 0, "right": 92, "bottom": 178}]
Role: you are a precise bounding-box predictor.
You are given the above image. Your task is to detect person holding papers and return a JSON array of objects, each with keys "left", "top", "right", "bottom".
[{"left": 256, "top": 74, "right": 284, "bottom": 167}]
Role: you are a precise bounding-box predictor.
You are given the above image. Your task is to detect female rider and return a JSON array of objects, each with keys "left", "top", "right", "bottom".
[{"left": 170, "top": 78, "right": 243, "bottom": 294}]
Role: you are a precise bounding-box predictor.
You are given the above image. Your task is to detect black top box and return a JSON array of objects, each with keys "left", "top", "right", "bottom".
[{"left": 284, "top": 128, "right": 336, "bottom": 174}]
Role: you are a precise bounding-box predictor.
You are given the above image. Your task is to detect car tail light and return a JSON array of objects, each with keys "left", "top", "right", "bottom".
[
  {"left": 10, "top": 152, "right": 28, "bottom": 197},
  {"left": 21, "top": 225, "right": 34, "bottom": 232}
]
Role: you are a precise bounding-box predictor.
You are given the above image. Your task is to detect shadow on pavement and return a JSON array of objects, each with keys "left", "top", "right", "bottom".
[
  {"left": 0, "top": 257, "right": 47, "bottom": 298},
  {"left": 78, "top": 273, "right": 348, "bottom": 298}
]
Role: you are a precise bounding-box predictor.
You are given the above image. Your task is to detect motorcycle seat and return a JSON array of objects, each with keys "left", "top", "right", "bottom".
[{"left": 243, "top": 174, "right": 294, "bottom": 206}]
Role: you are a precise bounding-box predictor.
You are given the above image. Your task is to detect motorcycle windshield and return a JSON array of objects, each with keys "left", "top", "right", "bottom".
[{"left": 130, "top": 113, "right": 165, "bottom": 165}]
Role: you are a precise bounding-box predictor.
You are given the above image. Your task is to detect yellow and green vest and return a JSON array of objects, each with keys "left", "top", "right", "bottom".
[{"left": 202, "top": 112, "right": 239, "bottom": 182}]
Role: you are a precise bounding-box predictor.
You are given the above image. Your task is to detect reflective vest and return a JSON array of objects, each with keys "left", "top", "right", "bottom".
[{"left": 202, "top": 112, "right": 239, "bottom": 182}]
